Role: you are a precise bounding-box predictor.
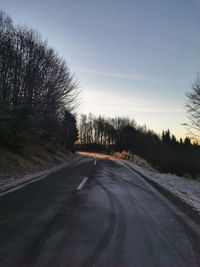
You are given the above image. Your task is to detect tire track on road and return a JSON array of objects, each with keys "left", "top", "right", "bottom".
[
  {"left": 121, "top": 163, "right": 200, "bottom": 265},
  {"left": 81, "top": 180, "right": 117, "bottom": 267},
  {"left": 119, "top": 170, "right": 197, "bottom": 266},
  {"left": 91, "top": 179, "right": 126, "bottom": 266},
  {"left": 14, "top": 158, "right": 95, "bottom": 266}
]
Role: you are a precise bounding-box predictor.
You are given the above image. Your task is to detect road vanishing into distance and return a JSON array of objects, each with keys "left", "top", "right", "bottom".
[{"left": 0, "top": 152, "right": 200, "bottom": 266}]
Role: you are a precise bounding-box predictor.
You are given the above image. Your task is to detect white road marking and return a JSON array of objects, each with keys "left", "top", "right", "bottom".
[
  {"left": 0, "top": 174, "right": 47, "bottom": 198},
  {"left": 76, "top": 177, "right": 88, "bottom": 190},
  {"left": 94, "top": 156, "right": 97, "bottom": 165}
]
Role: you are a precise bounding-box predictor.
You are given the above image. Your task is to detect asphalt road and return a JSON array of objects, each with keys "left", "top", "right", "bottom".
[{"left": 0, "top": 152, "right": 200, "bottom": 267}]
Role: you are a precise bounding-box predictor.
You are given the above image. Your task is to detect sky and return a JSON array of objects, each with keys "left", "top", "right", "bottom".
[{"left": 1, "top": 0, "right": 200, "bottom": 139}]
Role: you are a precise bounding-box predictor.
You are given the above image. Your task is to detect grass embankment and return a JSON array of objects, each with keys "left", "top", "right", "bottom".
[
  {"left": 0, "top": 146, "right": 73, "bottom": 180},
  {"left": 114, "top": 151, "right": 200, "bottom": 224}
]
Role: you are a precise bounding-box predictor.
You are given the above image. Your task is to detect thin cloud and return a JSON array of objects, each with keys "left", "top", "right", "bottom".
[
  {"left": 131, "top": 107, "right": 184, "bottom": 113},
  {"left": 77, "top": 69, "right": 156, "bottom": 82}
]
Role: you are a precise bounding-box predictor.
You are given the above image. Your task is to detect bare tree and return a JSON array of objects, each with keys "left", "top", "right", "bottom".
[
  {"left": 185, "top": 75, "right": 200, "bottom": 141},
  {"left": 0, "top": 10, "right": 79, "bottom": 149}
]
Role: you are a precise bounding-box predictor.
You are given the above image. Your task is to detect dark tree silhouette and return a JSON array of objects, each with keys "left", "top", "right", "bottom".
[
  {"left": 185, "top": 75, "right": 200, "bottom": 140},
  {"left": 0, "top": 11, "right": 79, "bottom": 150},
  {"left": 62, "top": 111, "right": 78, "bottom": 150}
]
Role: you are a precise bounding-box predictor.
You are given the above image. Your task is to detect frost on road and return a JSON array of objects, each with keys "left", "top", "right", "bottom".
[{"left": 0, "top": 152, "right": 200, "bottom": 266}]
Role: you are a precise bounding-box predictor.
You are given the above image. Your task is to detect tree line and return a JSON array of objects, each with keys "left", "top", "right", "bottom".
[
  {"left": 78, "top": 113, "right": 200, "bottom": 179},
  {"left": 0, "top": 11, "right": 78, "bottom": 151}
]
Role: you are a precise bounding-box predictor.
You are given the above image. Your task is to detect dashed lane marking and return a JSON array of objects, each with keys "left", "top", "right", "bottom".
[{"left": 76, "top": 177, "right": 88, "bottom": 190}]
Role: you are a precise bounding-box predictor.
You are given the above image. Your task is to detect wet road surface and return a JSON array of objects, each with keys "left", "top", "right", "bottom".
[{"left": 0, "top": 152, "right": 200, "bottom": 266}]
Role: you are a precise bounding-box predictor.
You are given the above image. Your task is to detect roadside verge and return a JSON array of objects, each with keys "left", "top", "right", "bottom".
[
  {"left": 0, "top": 154, "right": 80, "bottom": 197},
  {"left": 122, "top": 160, "right": 200, "bottom": 225}
]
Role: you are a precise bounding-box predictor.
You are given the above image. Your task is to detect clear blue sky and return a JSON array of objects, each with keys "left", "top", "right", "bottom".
[{"left": 1, "top": 0, "right": 200, "bottom": 138}]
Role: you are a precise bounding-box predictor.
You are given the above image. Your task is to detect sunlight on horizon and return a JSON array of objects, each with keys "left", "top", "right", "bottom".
[{"left": 81, "top": 88, "right": 186, "bottom": 140}]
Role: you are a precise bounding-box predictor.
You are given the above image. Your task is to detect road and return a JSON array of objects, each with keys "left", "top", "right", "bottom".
[{"left": 0, "top": 152, "right": 200, "bottom": 266}]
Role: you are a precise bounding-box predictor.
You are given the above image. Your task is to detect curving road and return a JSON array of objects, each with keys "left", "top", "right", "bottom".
[{"left": 0, "top": 152, "right": 200, "bottom": 266}]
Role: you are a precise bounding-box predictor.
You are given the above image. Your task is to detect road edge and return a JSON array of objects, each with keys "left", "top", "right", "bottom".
[
  {"left": 0, "top": 154, "right": 80, "bottom": 197},
  {"left": 123, "top": 160, "right": 200, "bottom": 225}
]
